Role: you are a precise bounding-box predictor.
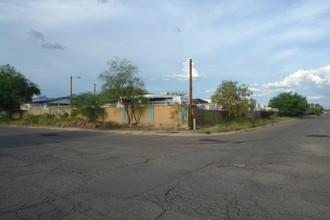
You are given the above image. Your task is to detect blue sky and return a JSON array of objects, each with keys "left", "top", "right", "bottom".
[{"left": 1, "top": 0, "right": 330, "bottom": 108}]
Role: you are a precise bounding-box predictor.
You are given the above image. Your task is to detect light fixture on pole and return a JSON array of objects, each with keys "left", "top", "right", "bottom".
[{"left": 70, "top": 76, "right": 81, "bottom": 106}]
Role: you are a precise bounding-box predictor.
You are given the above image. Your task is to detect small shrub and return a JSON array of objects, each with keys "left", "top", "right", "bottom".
[
  {"left": 61, "top": 112, "right": 69, "bottom": 118},
  {"left": 103, "top": 121, "right": 121, "bottom": 129},
  {"left": 261, "top": 110, "right": 273, "bottom": 119},
  {"left": 205, "top": 116, "right": 289, "bottom": 134},
  {"left": 44, "top": 113, "right": 54, "bottom": 119},
  {"left": 199, "top": 111, "right": 214, "bottom": 127},
  {"left": 0, "top": 112, "right": 10, "bottom": 122},
  {"left": 24, "top": 115, "right": 39, "bottom": 123},
  {"left": 70, "top": 109, "right": 79, "bottom": 119}
]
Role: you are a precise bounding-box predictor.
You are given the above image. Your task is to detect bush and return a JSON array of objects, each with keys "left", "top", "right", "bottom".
[
  {"left": 61, "top": 112, "right": 69, "bottom": 118},
  {"left": 268, "top": 92, "right": 308, "bottom": 117},
  {"left": 24, "top": 115, "right": 39, "bottom": 123},
  {"left": 205, "top": 116, "right": 288, "bottom": 133},
  {"left": 0, "top": 111, "right": 10, "bottom": 122},
  {"left": 260, "top": 111, "right": 273, "bottom": 119},
  {"left": 307, "top": 103, "right": 324, "bottom": 116},
  {"left": 72, "top": 92, "right": 105, "bottom": 122},
  {"left": 44, "top": 113, "right": 54, "bottom": 119}
]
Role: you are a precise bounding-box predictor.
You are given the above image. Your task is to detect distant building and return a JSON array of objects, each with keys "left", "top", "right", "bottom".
[
  {"left": 255, "top": 103, "right": 279, "bottom": 112},
  {"left": 21, "top": 93, "right": 224, "bottom": 111},
  {"left": 20, "top": 96, "right": 72, "bottom": 110},
  {"left": 102, "top": 93, "right": 210, "bottom": 108}
]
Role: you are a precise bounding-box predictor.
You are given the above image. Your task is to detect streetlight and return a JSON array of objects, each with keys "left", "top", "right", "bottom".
[{"left": 70, "top": 76, "right": 81, "bottom": 106}]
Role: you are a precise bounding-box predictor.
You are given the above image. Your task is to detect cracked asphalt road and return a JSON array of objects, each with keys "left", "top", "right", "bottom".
[{"left": 1, "top": 114, "right": 330, "bottom": 219}]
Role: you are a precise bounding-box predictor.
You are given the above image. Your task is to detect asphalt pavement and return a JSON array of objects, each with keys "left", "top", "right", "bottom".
[{"left": 0, "top": 114, "right": 329, "bottom": 219}]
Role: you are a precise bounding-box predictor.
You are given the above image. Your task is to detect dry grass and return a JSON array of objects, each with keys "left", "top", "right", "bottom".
[
  {"left": 200, "top": 116, "right": 294, "bottom": 134},
  {"left": 0, "top": 114, "right": 122, "bottom": 129},
  {"left": 1, "top": 114, "right": 294, "bottom": 134}
]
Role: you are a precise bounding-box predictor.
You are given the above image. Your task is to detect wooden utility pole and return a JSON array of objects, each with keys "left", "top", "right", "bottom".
[
  {"left": 70, "top": 76, "right": 81, "bottom": 106},
  {"left": 188, "top": 58, "right": 193, "bottom": 130},
  {"left": 94, "top": 84, "right": 96, "bottom": 96},
  {"left": 70, "top": 76, "right": 72, "bottom": 106}
]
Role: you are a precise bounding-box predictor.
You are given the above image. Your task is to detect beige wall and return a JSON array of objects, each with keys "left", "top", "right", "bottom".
[
  {"left": 102, "top": 106, "right": 186, "bottom": 125},
  {"left": 20, "top": 105, "right": 189, "bottom": 125},
  {"left": 17, "top": 106, "right": 279, "bottom": 126},
  {"left": 103, "top": 107, "right": 123, "bottom": 123},
  {"left": 132, "top": 106, "right": 151, "bottom": 124},
  {"left": 154, "top": 106, "right": 178, "bottom": 125}
]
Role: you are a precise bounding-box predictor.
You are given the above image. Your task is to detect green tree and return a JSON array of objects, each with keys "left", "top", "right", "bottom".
[
  {"left": 268, "top": 92, "right": 308, "bottom": 117},
  {"left": 307, "top": 103, "right": 324, "bottom": 116},
  {"left": 211, "top": 80, "right": 254, "bottom": 120},
  {"left": 170, "top": 91, "right": 187, "bottom": 96},
  {"left": 72, "top": 92, "right": 105, "bottom": 122},
  {"left": 99, "top": 57, "right": 147, "bottom": 125},
  {"left": 315, "top": 103, "right": 324, "bottom": 115},
  {"left": 0, "top": 64, "right": 40, "bottom": 119}
]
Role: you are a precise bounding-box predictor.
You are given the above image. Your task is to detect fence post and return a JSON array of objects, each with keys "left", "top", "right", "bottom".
[
  {"left": 182, "top": 105, "right": 187, "bottom": 124},
  {"left": 122, "top": 107, "right": 125, "bottom": 123},
  {"left": 193, "top": 118, "right": 196, "bottom": 130},
  {"left": 150, "top": 105, "right": 154, "bottom": 124}
]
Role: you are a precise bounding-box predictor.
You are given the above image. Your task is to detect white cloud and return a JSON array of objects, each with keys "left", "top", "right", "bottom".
[
  {"left": 250, "top": 83, "right": 259, "bottom": 87},
  {"left": 252, "top": 65, "right": 330, "bottom": 107},
  {"left": 307, "top": 96, "right": 325, "bottom": 100},
  {"left": 252, "top": 93, "right": 265, "bottom": 97},
  {"left": 205, "top": 89, "right": 216, "bottom": 93},
  {"left": 250, "top": 87, "right": 261, "bottom": 92},
  {"left": 161, "top": 58, "right": 205, "bottom": 80},
  {"left": 252, "top": 87, "right": 294, "bottom": 97},
  {"left": 262, "top": 65, "right": 330, "bottom": 89}
]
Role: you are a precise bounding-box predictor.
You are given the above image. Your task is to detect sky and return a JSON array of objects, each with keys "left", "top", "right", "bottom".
[{"left": 1, "top": 0, "right": 330, "bottom": 108}]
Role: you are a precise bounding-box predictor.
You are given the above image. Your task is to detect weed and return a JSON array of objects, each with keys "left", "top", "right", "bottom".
[{"left": 200, "top": 116, "right": 293, "bottom": 134}]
